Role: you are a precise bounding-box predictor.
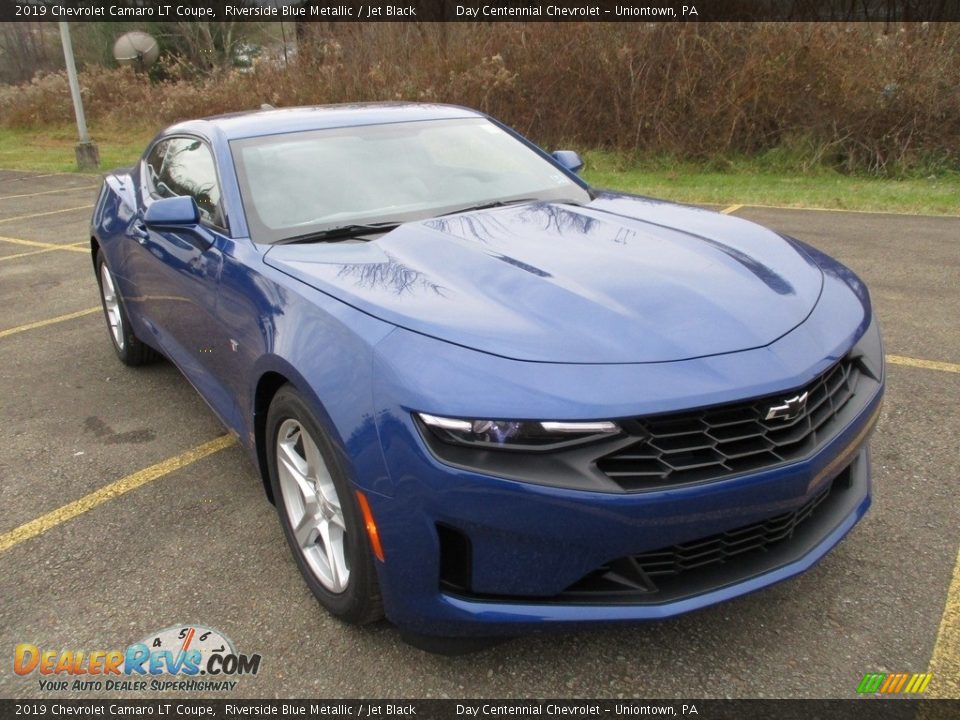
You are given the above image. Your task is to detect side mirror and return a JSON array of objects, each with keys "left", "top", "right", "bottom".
[
  {"left": 144, "top": 196, "right": 200, "bottom": 227},
  {"left": 552, "top": 150, "right": 584, "bottom": 174}
]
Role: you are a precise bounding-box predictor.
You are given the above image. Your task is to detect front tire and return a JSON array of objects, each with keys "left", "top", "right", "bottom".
[
  {"left": 95, "top": 250, "right": 159, "bottom": 366},
  {"left": 266, "top": 385, "right": 383, "bottom": 625}
]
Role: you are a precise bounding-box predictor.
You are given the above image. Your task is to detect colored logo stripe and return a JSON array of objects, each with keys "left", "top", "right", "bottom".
[{"left": 857, "top": 672, "right": 932, "bottom": 694}]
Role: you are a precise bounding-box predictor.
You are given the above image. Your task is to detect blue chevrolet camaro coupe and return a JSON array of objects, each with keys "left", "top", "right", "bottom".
[{"left": 91, "top": 103, "right": 884, "bottom": 643}]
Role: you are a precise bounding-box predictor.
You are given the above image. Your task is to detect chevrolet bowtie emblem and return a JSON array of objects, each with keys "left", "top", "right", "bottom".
[{"left": 765, "top": 391, "right": 809, "bottom": 422}]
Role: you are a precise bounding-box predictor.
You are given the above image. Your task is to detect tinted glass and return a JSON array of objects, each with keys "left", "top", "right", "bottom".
[
  {"left": 144, "top": 140, "right": 170, "bottom": 195},
  {"left": 146, "top": 137, "right": 225, "bottom": 228},
  {"left": 230, "top": 118, "right": 590, "bottom": 244}
]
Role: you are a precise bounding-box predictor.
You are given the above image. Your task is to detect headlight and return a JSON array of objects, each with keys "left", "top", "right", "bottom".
[{"left": 416, "top": 413, "right": 620, "bottom": 451}]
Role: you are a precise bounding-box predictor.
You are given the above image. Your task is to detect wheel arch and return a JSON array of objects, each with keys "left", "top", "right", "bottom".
[
  {"left": 253, "top": 370, "right": 289, "bottom": 503},
  {"left": 90, "top": 235, "right": 100, "bottom": 270},
  {"left": 251, "top": 359, "right": 355, "bottom": 504}
]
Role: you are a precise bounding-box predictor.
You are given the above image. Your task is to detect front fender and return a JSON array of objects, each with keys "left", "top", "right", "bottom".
[{"left": 246, "top": 268, "right": 397, "bottom": 497}]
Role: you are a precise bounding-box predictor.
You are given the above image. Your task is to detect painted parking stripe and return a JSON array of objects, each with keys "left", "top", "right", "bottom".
[
  {"left": 886, "top": 354, "right": 960, "bottom": 375},
  {"left": 927, "top": 543, "right": 960, "bottom": 698},
  {"left": 0, "top": 234, "right": 87, "bottom": 253},
  {"left": 0, "top": 247, "right": 63, "bottom": 262},
  {"left": 714, "top": 202, "right": 960, "bottom": 219},
  {"left": 0, "top": 204, "right": 94, "bottom": 224},
  {"left": 0, "top": 240, "right": 87, "bottom": 263},
  {"left": 0, "top": 185, "right": 98, "bottom": 201},
  {"left": 0, "top": 435, "right": 236, "bottom": 554},
  {"left": 737, "top": 202, "right": 959, "bottom": 219},
  {"left": 0, "top": 307, "right": 100, "bottom": 339}
]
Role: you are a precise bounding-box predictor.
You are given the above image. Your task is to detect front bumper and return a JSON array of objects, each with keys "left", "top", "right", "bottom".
[{"left": 365, "top": 384, "right": 881, "bottom": 636}]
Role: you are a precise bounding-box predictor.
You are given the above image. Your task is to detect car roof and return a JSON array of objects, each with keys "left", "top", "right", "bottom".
[{"left": 163, "top": 102, "right": 486, "bottom": 141}]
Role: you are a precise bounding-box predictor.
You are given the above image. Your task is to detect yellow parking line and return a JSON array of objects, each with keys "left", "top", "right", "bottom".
[
  {"left": 737, "top": 202, "right": 959, "bottom": 219},
  {"left": 0, "top": 435, "right": 236, "bottom": 554},
  {"left": 0, "top": 234, "right": 87, "bottom": 253},
  {"left": 0, "top": 204, "right": 94, "bottom": 224},
  {"left": 928, "top": 543, "right": 960, "bottom": 698},
  {"left": 0, "top": 185, "right": 98, "bottom": 201},
  {"left": 720, "top": 204, "right": 743, "bottom": 214},
  {"left": 0, "top": 235, "right": 59, "bottom": 249},
  {"left": 0, "top": 307, "right": 100, "bottom": 339},
  {"left": 0, "top": 238, "right": 87, "bottom": 262},
  {"left": 0, "top": 246, "right": 62, "bottom": 262},
  {"left": 887, "top": 354, "right": 960, "bottom": 375}
]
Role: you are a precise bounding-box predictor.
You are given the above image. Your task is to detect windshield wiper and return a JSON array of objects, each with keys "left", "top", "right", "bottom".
[
  {"left": 275, "top": 221, "right": 401, "bottom": 245},
  {"left": 438, "top": 198, "right": 543, "bottom": 217}
]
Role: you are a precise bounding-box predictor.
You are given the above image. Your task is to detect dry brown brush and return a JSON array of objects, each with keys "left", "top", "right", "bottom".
[{"left": 1, "top": 23, "right": 957, "bottom": 174}]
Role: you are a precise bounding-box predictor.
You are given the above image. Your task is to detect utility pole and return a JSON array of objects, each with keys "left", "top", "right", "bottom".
[
  {"left": 58, "top": 21, "right": 99, "bottom": 171},
  {"left": 272, "top": 0, "right": 289, "bottom": 67}
]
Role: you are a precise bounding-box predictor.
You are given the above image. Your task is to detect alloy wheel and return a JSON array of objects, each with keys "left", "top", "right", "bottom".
[
  {"left": 99, "top": 263, "right": 124, "bottom": 351},
  {"left": 276, "top": 418, "right": 350, "bottom": 593}
]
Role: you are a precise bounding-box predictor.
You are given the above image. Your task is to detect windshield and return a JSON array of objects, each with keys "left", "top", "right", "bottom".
[{"left": 230, "top": 117, "right": 591, "bottom": 244}]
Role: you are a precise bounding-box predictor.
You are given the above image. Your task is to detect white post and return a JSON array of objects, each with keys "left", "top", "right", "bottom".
[{"left": 58, "top": 21, "right": 99, "bottom": 170}]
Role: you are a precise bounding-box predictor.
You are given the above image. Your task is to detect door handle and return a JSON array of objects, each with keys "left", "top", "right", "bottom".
[{"left": 131, "top": 220, "right": 149, "bottom": 244}]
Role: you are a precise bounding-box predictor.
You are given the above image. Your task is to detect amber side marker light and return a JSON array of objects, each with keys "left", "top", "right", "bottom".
[{"left": 356, "top": 490, "right": 385, "bottom": 562}]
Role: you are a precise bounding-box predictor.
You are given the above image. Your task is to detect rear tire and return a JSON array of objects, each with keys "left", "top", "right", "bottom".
[
  {"left": 95, "top": 250, "right": 160, "bottom": 366},
  {"left": 266, "top": 385, "right": 383, "bottom": 625}
]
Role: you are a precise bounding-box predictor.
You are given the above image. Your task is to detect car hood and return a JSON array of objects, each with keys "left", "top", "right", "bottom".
[{"left": 264, "top": 194, "right": 824, "bottom": 363}]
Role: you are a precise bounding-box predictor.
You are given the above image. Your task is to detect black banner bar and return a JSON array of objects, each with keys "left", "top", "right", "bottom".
[
  {"left": 1, "top": 0, "right": 959, "bottom": 23},
  {"left": 3, "top": 700, "right": 960, "bottom": 720}
]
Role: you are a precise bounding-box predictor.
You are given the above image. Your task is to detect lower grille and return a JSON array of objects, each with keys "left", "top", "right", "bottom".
[
  {"left": 635, "top": 480, "right": 832, "bottom": 579},
  {"left": 597, "top": 357, "right": 860, "bottom": 490},
  {"left": 561, "top": 467, "right": 851, "bottom": 603}
]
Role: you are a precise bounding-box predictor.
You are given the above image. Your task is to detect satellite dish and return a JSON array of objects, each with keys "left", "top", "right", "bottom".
[{"left": 113, "top": 32, "right": 159, "bottom": 69}]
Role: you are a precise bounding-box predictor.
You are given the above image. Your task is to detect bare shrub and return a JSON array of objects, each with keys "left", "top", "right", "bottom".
[{"left": 1, "top": 22, "right": 957, "bottom": 174}]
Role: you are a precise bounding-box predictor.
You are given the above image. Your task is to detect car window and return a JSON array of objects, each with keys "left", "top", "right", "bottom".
[
  {"left": 144, "top": 140, "right": 171, "bottom": 197},
  {"left": 146, "top": 137, "right": 226, "bottom": 229},
  {"left": 230, "top": 118, "right": 591, "bottom": 244}
]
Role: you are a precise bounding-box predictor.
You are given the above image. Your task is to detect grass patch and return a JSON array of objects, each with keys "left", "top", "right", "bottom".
[
  {"left": 0, "top": 124, "right": 154, "bottom": 174},
  {"left": 582, "top": 151, "right": 960, "bottom": 216},
  {"left": 1, "top": 127, "right": 957, "bottom": 216}
]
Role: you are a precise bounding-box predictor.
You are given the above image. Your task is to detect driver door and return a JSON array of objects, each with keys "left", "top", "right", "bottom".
[{"left": 127, "top": 136, "right": 237, "bottom": 425}]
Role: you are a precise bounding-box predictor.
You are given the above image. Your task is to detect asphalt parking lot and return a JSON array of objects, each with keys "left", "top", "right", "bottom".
[{"left": 0, "top": 169, "right": 957, "bottom": 700}]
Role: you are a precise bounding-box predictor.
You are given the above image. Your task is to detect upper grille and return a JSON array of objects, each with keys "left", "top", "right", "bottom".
[{"left": 597, "top": 358, "right": 860, "bottom": 490}]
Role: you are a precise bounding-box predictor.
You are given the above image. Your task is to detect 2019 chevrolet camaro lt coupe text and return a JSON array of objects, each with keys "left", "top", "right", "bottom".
[{"left": 91, "top": 104, "right": 884, "bottom": 641}]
